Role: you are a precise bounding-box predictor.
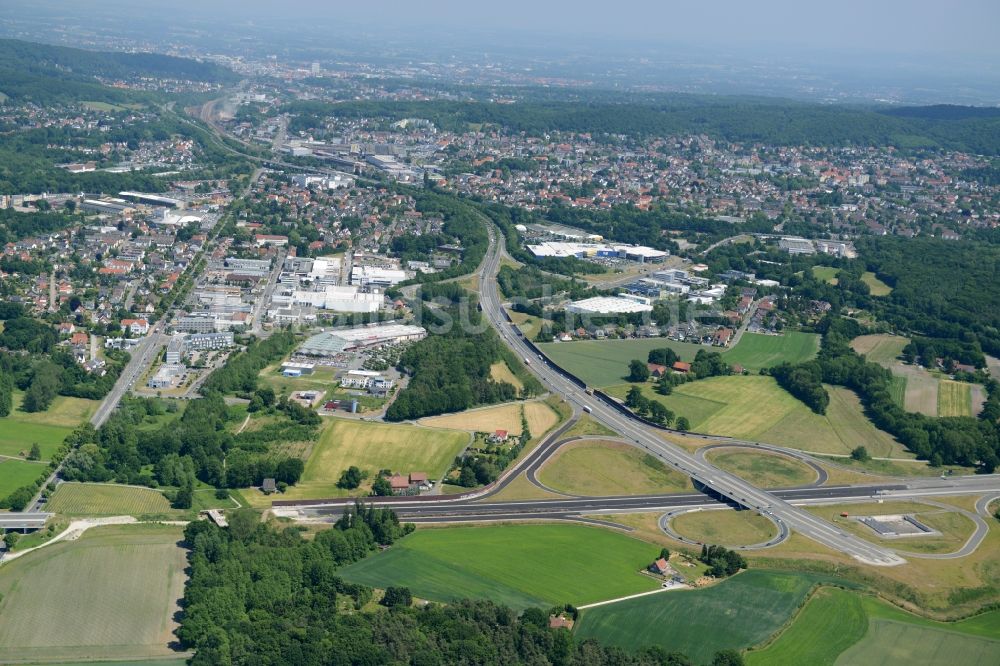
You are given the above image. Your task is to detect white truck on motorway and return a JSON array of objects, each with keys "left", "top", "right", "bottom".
[{"left": 583, "top": 405, "right": 593, "bottom": 413}]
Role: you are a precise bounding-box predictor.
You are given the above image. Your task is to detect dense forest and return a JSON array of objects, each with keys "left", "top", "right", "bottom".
[
  {"left": 386, "top": 298, "right": 530, "bottom": 421},
  {"left": 857, "top": 237, "right": 1000, "bottom": 357},
  {"left": 284, "top": 98, "right": 1000, "bottom": 155},
  {"left": 178, "top": 504, "right": 706, "bottom": 665}
]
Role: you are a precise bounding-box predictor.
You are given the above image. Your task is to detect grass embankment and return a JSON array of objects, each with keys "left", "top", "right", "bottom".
[
  {"left": 339, "top": 524, "right": 661, "bottom": 609},
  {"left": 670, "top": 509, "right": 778, "bottom": 546},
  {"left": 705, "top": 449, "right": 817, "bottom": 488},
  {"left": 0, "top": 524, "right": 189, "bottom": 664},
  {"left": 536, "top": 439, "right": 691, "bottom": 495}
]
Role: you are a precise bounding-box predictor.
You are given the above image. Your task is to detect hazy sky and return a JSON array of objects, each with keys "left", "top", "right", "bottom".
[{"left": 239, "top": 0, "right": 998, "bottom": 60}]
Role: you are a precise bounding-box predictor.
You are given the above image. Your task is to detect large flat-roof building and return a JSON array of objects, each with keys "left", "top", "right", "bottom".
[
  {"left": 271, "top": 285, "right": 383, "bottom": 313},
  {"left": 565, "top": 296, "right": 654, "bottom": 315},
  {"left": 298, "top": 323, "right": 426, "bottom": 357},
  {"left": 526, "top": 241, "right": 668, "bottom": 263}
]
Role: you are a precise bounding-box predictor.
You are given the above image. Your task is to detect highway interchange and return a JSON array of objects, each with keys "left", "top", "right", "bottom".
[{"left": 280, "top": 228, "right": 1000, "bottom": 566}]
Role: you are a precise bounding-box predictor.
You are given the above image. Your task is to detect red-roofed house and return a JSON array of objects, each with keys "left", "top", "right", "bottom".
[
  {"left": 491, "top": 429, "right": 509, "bottom": 443},
  {"left": 649, "top": 558, "right": 671, "bottom": 575},
  {"left": 647, "top": 363, "right": 668, "bottom": 378},
  {"left": 388, "top": 475, "right": 410, "bottom": 492},
  {"left": 672, "top": 361, "right": 691, "bottom": 373}
]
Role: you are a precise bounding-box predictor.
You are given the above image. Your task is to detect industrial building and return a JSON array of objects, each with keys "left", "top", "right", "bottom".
[
  {"left": 565, "top": 295, "right": 654, "bottom": 315},
  {"left": 526, "top": 241, "right": 668, "bottom": 263},
  {"left": 271, "top": 285, "right": 383, "bottom": 313},
  {"left": 118, "top": 191, "right": 184, "bottom": 209},
  {"left": 350, "top": 265, "right": 407, "bottom": 288},
  {"left": 298, "top": 323, "right": 426, "bottom": 357}
]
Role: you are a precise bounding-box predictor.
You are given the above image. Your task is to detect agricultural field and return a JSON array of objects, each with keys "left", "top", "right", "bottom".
[
  {"left": 850, "top": 334, "right": 909, "bottom": 364},
  {"left": 489, "top": 361, "right": 524, "bottom": 391},
  {"left": 575, "top": 570, "right": 840, "bottom": 664},
  {"left": 250, "top": 419, "right": 469, "bottom": 504},
  {"left": 705, "top": 449, "right": 818, "bottom": 488},
  {"left": 888, "top": 375, "right": 908, "bottom": 408},
  {"left": 417, "top": 399, "right": 559, "bottom": 436},
  {"left": 670, "top": 509, "right": 778, "bottom": 546},
  {"left": 746, "top": 587, "right": 869, "bottom": 665},
  {"left": 536, "top": 439, "right": 692, "bottom": 495},
  {"left": 751, "top": 589, "right": 1000, "bottom": 666},
  {"left": 938, "top": 380, "right": 973, "bottom": 417},
  {"left": 539, "top": 332, "right": 817, "bottom": 387},
  {"left": 861, "top": 271, "right": 893, "bottom": 296},
  {"left": 0, "top": 392, "right": 96, "bottom": 460},
  {"left": 45, "top": 482, "right": 173, "bottom": 516},
  {"left": 0, "top": 524, "right": 189, "bottom": 664},
  {"left": 890, "top": 362, "right": 940, "bottom": 416},
  {"left": 338, "top": 524, "right": 660, "bottom": 609},
  {"left": 506, "top": 308, "right": 541, "bottom": 340},
  {"left": 0, "top": 458, "right": 46, "bottom": 498},
  {"left": 607, "top": 376, "right": 908, "bottom": 457}
]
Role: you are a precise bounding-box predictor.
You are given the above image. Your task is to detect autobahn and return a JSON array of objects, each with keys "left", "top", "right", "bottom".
[{"left": 476, "top": 228, "right": 907, "bottom": 566}]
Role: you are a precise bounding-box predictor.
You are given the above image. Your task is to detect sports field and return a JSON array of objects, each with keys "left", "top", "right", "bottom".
[
  {"left": 338, "top": 524, "right": 660, "bottom": 609},
  {"left": 418, "top": 400, "right": 559, "bottom": 436},
  {"left": 607, "top": 376, "right": 907, "bottom": 457},
  {"left": 539, "top": 332, "right": 818, "bottom": 387},
  {"left": 536, "top": 439, "right": 691, "bottom": 495},
  {"left": 575, "top": 570, "right": 838, "bottom": 663},
  {"left": 257, "top": 419, "right": 469, "bottom": 503},
  {"left": 45, "top": 482, "right": 173, "bottom": 516},
  {"left": 0, "top": 457, "right": 46, "bottom": 497},
  {"left": 670, "top": 509, "right": 778, "bottom": 546},
  {"left": 938, "top": 380, "right": 972, "bottom": 417},
  {"left": 0, "top": 523, "right": 188, "bottom": 663},
  {"left": 705, "top": 449, "right": 817, "bottom": 488},
  {"left": 0, "top": 393, "right": 95, "bottom": 460},
  {"left": 850, "top": 334, "right": 909, "bottom": 364}
]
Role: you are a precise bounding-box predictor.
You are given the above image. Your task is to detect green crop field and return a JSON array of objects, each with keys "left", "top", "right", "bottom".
[
  {"left": 0, "top": 524, "right": 188, "bottom": 663},
  {"left": 722, "top": 332, "right": 819, "bottom": 370},
  {"left": 747, "top": 587, "right": 866, "bottom": 666},
  {"left": 45, "top": 482, "right": 173, "bottom": 516},
  {"left": 575, "top": 570, "right": 839, "bottom": 664},
  {"left": 339, "top": 524, "right": 660, "bottom": 609},
  {"left": 0, "top": 458, "right": 46, "bottom": 497},
  {"left": 748, "top": 589, "right": 1000, "bottom": 666},
  {"left": 938, "top": 380, "right": 972, "bottom": 417},
  {"left": 256, "top": 419, "right": 469, "bottom": 504},
  {"left": 706, "top": 449, "right": 817, "bottom": 488},
  {"left": 607, "top": 376, "right": 907, "bottom": 457},
  {"left": 537, "top": 439, "right": 691, "bottom": 495},
  {"left": 538, "top": 333, "right": 817, "bottom": 387}
]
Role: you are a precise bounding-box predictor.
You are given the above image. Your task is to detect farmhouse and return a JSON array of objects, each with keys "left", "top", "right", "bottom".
[
  {"left": 647, "top": 363, "right": 668, "bottom": 377},
  {"left": 672, "top": 361, "right": 691, "bottom": 373}
]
